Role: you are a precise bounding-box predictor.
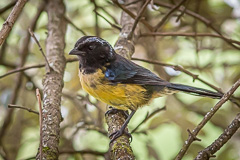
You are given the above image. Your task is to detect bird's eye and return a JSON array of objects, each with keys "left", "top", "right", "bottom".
[{"left": 88, "top": 45, "right": 95, "bottom": 50}]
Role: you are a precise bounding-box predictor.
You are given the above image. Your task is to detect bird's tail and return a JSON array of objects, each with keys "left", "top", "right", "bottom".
[
  {"left": 166, "top": 83, "right": 240, "bottom": 107},
  {"left": 167, "top": 83, "right": 223, "bottom": 99}
]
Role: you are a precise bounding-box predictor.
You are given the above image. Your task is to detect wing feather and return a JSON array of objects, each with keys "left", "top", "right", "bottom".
[{"left": 105, "top": 54, "right": 169, "bottom": 86}]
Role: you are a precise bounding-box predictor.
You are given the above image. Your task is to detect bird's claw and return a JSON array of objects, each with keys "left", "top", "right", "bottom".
[
  {"left": 109, "top": 129, "right": 132, "bottom": 143},
  {"left": 105, "top": 108, "right": 129, "bottom": 119}
]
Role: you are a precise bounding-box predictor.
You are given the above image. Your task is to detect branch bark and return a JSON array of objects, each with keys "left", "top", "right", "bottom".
[
  {"left": 175, "top": 78, "right": 240, "bottom": 160},
  {"left": 36, "top": 0, "right": 66, "bottom": 159},
  {"left": 0, "top": 0, "right": 28, "bottom": 45},
  {"left": 105, "top": 0, "right": 143, "bottom": 159},
  {"left": 195, "top": 113, "right": 240, "bottom": 160}
]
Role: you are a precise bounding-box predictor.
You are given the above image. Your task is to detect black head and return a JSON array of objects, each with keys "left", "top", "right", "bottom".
[{"left": 69, "top": 36, "right": 116, "bottom": 68}]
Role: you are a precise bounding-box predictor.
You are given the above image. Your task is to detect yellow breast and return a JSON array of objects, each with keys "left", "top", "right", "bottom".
[{"left": 79, "top": 69, "right": 149, "bottom": 110}]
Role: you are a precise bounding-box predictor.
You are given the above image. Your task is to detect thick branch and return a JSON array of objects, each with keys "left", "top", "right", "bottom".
[
  {"left": 105, "top": 0, "right": 144, "bottom": 159},
  {"left": 36, "top": 0, "right": 67, "bottom": 159}
]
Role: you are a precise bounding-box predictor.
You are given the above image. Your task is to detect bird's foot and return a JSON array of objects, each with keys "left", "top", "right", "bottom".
[
  {"left": 105, "top": 107, "right": 129, "bottom": 119},
  {"left": 109, "top": 128, "right": 132, "bottom": 143},
  {"left": 106, "top": 109, "right": 136, "bottom": 143}
]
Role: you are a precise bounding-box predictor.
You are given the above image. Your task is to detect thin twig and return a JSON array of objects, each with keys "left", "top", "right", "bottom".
[
  {"left": 28, "top": 28, "right": 52, "bottom": 72},
  {"left": 8, "top": 104, "right": 39, "bottom": 115},
  {"left": 128, "top": 0, "right": 151, "bottom": 40},
  {"left": 0, "top": 0, "right": 28, "bottom": 45},
  {"left": 132, "top": 57, "right": 222, "bottom": 92},
  {"left": 98, "top": 6, "right": 119, "bottom": 24},
  {"left": 0, "top": 55, "right": 223, "bottom": 94},
  {"left": 192, "top": 0, "right": 201, "bottom": 56},
  {"left": 0, "top": 58, "right": 78, "bottom": 79},
  {"left": 64, "top": 16, "right": 87, "bottom": 35},
  {"left": 73, "top": 123, "right": 108, "bottom": 137},
  {"left": 112, "top": 0, "right": 154, "bottom": 31},
  {"left": 0, "top": 1, "right": 44, "bottom": 146},
  {"left": 95, "top": 10, "right": 121, "bottom": 30},
  {"left": 91, "top": 0, "right": 100, "bottom": 36},
  {"left": 131, "top": 107, "right": 166, "bottom": 134},
  {"left": 0, "top": 64, "right": 45, "bottom": 79},
  {"left": 153, "top": 1, "right": 240, "bottom": 49},
  {"left": 175, "top": 0, "right": 189, "bottom": 22},
  {"left": 154, "top": 0, "right": 187, "bottom": 31},
  {"left": 36, "top": 88, "right": 43, "bottom": 160},
  {"left": 195, "top": 112, "right": 240, "bottom": 160},
  {"left": 125, "top": 0, "right": 141, "bottom": 6},
  {"left": 175, "top": 78, "right": 240, "bottom": 160},
  {"left": 0, "top": 56, "right": 223, "bottom": 94},
  {"left": 140, "top": 32, "right": 240, "bottom": 45}
]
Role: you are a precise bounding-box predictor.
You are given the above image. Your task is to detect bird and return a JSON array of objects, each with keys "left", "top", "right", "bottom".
[{"left": 69, "top": 36, "right": 225, "bottom": 142}]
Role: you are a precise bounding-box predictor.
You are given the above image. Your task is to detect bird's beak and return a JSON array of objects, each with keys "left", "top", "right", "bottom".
[{"left": 69, "top": 48, "right": 85, "bottom": 56}]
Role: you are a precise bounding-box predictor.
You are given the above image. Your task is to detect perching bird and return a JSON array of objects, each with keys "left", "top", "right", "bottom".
[{"left": 69, "top": 36, "right": 224, "bottom": 142}]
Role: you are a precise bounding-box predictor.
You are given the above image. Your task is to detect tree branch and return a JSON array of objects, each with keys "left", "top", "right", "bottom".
[
  {"left": 105, "top": 0, "right": 144, "bottom": 159},
  {"left": 91, "top": 0, "right": 100, "bottom": 37},
  {"left": 112, "top": 0, "right": 153, "bottom": 32},
  {"left": 64, "top": 16, "right": 87, "bottom": 35},
  {"left": 132, "top": 58, "right": 222, "bottom": 92},
  {"left": 154, "top": 1, "right": 240, "bottom": 49},
  {"left": 0, "top": 58, "right": 78, "bottom": 79},
  {"left": 36, "top": 89, "right": 43, "bottom": 160},
  {"left": 0, "top": 3, "right": 44, "bottom": 159},
  {"left": 140, "top": 32, "right": 240, "bottom": 45},
  {"left": 195, "top": 112, "right": 240, "bottom": 160},
  {"left": 8, "top": 104, "right": 39, "bottom": 115},
  {"left": 175, "top": 78, "right": 240, "bottom": 160},
  {"left": 128, "top": 0, "right": 151, "bottom": 40},
  {"left": 36, "top": 0, "right": 67, "bottom": 159},
  {"left": 131, "top": 107, "right": 166, "bottom": 134},
  {"left": 95, "top": 10, "right": 121, "bottom": 31},
  {"left": 0, "top": 0, "right": 28, "bottom": 45},
  {"left": 154, "top": 0, "right": 187, "bottom": 31},
  {"left": 28, "top": 29, "right": 52, "bottom": 72}
]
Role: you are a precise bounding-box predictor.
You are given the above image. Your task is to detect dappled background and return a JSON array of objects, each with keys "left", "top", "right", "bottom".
[{"left": 0, "top": 0, "right": 240, "bottom": 159}]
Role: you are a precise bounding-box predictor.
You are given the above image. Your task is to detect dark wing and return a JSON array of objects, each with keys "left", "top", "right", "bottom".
[
  {"left": 104, "top": 54, "right": 225, "bottom": 100},
  {"left": 105, "top": 54, "right": 169, "bottom": 86}
]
